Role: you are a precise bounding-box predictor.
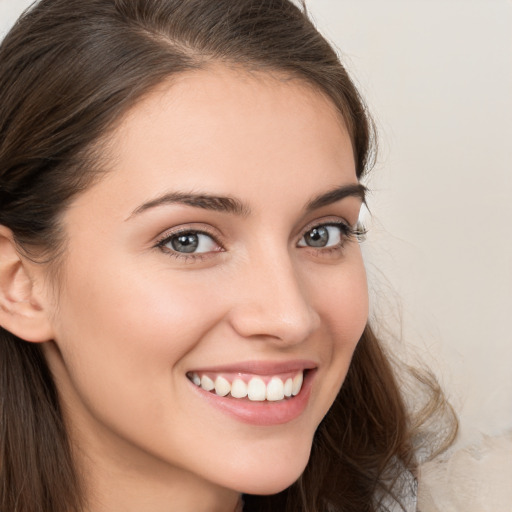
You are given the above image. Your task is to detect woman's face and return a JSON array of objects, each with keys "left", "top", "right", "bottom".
[{"left": 42, "top": 66, "right": 368, "bottom": 504}]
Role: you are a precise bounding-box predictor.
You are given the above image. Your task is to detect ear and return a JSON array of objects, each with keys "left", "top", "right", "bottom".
[{"left": 0, "top": 226, "right": 54, "bottom": 343}]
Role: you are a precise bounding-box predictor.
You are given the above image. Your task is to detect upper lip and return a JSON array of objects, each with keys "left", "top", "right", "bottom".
[{"left": 189, "top": 359, "right": 317, "bottom": 375}]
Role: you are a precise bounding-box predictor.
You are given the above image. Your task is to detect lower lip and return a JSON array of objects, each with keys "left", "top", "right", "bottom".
[{"left": 189, "top": 370, "right": 316, "bottom": 426}]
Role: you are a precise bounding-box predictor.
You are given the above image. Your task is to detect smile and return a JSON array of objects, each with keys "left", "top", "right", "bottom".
[
  {"left": 187, "top": 371, "right": 304, "bottom": 402},
  {"left": 186, "top": 361, "right": 317, "bottom": 426}
]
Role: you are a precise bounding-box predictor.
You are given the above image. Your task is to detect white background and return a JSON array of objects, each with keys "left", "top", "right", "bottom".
[
  {"left": 306, "top": 0, "right": 512, "bottom": 448},
  {"left": 1, "top": 0, "right": 511, "bottom": 449}
]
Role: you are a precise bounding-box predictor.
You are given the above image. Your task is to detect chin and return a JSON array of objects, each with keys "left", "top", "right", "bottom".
[
  {"left": 229, "top": 444, "right": 312, "bottom": 496},
  {"left": 236, "top": 468, "right": 308, "bottom": 496}
]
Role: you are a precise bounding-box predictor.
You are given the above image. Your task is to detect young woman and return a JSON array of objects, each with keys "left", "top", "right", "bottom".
[{"left": 0, "top": 1, "right": 456, "bottom": 511}]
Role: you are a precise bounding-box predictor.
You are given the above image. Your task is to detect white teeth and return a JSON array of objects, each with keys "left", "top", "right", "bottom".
[
  {"left": 231, "top": 378, "right": 248, "bottom": 398},
  {"left": 200, "top": 375, "right": 215, "bottom": 391},
  {"left": 292, "top": 372, "right": 303, "bottom": 396},
  {"left": 191, "top": 371, "right": 305, "bottom": 400},
  {"left": 215, "top": 376, "right": 231, "bottom": 396},
  {"left": 284, "top": 378, "right": 293, "bottom": 397},
  {"left": 266, "top": 377, "right": 285, "bottom": 401},
  {"left": 247, "top": 377, "right": 267, "bottom": 401}
]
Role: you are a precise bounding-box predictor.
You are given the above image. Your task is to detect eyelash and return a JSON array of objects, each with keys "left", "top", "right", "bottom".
[
  {"left": 155, "top": 221, "right": 367, "bottom": 262},
  {"left": 155, "top": 226, "right": 222, "bottom": 262},
  {"left": 306, "top": 221, "right": 366, "bottom": 251}
]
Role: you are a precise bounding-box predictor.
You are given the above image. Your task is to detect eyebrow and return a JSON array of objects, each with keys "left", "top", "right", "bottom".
[
  {"left": 127, "top": 192, "right": 250, "bottom": 219},
  {"left": 127, "top": 183, "right": 366, "bottom": 220},
  {"left": 305, "top": 183, "right": 366, "bottom": 212}
]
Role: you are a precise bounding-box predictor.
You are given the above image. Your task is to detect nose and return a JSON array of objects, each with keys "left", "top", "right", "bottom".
[{"left": 227, "top": 252, "right": 320, "bottom": 346}]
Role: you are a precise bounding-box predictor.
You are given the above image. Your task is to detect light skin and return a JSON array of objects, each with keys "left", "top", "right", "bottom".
[{"left": 0, "top": 66, "right": 368, "bottom": 512}]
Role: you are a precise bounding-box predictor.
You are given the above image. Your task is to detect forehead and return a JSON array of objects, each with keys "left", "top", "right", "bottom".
[{"left": 85, "top": 65, "right": 357, "bottom": 213}]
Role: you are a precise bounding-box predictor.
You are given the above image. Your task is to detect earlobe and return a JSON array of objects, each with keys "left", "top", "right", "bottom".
[{"left": 0, "top": 226, "right": 54, "bottom": 343}]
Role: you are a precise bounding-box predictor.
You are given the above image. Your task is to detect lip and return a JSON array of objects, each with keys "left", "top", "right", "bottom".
[
  {"left": 189, "top": 359, "right": 317, "bottom": 376},
  {"left": 187, "top": 366, "right": 317, "bottom": 426}
]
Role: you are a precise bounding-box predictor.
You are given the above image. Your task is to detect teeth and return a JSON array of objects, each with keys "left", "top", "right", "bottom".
[
  {"left": 292, "top": 372, "right": 303, "bottom": 396},
  {"left": 231, "top": 378, "right": 248, "bottom": 398},
  {"left": 200, "top": 375, "right": 215, "bottom": 391},
  {"left": 247, "top": 377, "right": 267, "bottom": 401},
  {"left": 266, "top": 377, "right": 285, "bottom": 401},
  {"left": 284, "top": 378, "right": 293, "bottom": 397},
  {"left": 191, "top": 371, "right": 305, "bottom": 401},
  {"left": 215, "top": 376, "right": 230, "bottom": 396}
]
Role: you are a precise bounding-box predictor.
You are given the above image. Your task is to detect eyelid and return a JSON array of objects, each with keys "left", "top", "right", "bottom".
[
  {"left": 297, "top": 217, "right": 367, "bottom": 246},
  {"left": 298, "top": 216, "right": 351, "bottom": 239},
  {"left": 154, "top": 224, "right": 225, "bottom": 251},
  {"left": 151, "top": 217, "right": 366, "bottom": 262}
]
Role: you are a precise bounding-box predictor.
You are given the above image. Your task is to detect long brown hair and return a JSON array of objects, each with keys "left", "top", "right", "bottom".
[{"left": 0, "top": 1, "right": 456, "bottom": 511}]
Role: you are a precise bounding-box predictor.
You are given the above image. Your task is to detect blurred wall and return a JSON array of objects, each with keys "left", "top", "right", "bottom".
[
  {"left": 306, "top": 0, "right": 512, "bottom": 447},
  {"left": 1, "top": 0, "right": 511, "bottom": 447}
]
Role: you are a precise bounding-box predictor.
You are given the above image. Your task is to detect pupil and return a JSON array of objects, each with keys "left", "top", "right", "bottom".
[
  {"left": 172, "top": 233, "right": 199, "bottom": 253},
  {"left": 306, "top": 227, "right": 328, "bottom": 247}
]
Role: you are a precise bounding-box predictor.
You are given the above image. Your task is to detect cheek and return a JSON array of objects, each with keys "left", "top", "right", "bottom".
[
  {"left": 49, "top": 254, "right": 228, "bottom": 415},
  {"left": 56, "top": 270, "right": 221, "bottom": 367},
  {"left": 307, "top": 251, "right": 368, "bottom": 394},
  {"left": 313, "top": 251, "right": 368, "bottom": 342},
  {"left": 48, "top": 262, "right": 232, "bottom": 452}
]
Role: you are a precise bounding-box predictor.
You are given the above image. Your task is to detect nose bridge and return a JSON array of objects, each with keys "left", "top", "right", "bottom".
[{"left": 229, "top": 245, "right": 320, "bottom": 344}]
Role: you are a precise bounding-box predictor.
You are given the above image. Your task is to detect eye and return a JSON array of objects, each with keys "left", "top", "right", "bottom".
[
  {"left": 159, "top": 231, "right": 220, "bottom": 254},
  {"left": 297, "top": 224, "right": 346, "bottom": 248}
]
